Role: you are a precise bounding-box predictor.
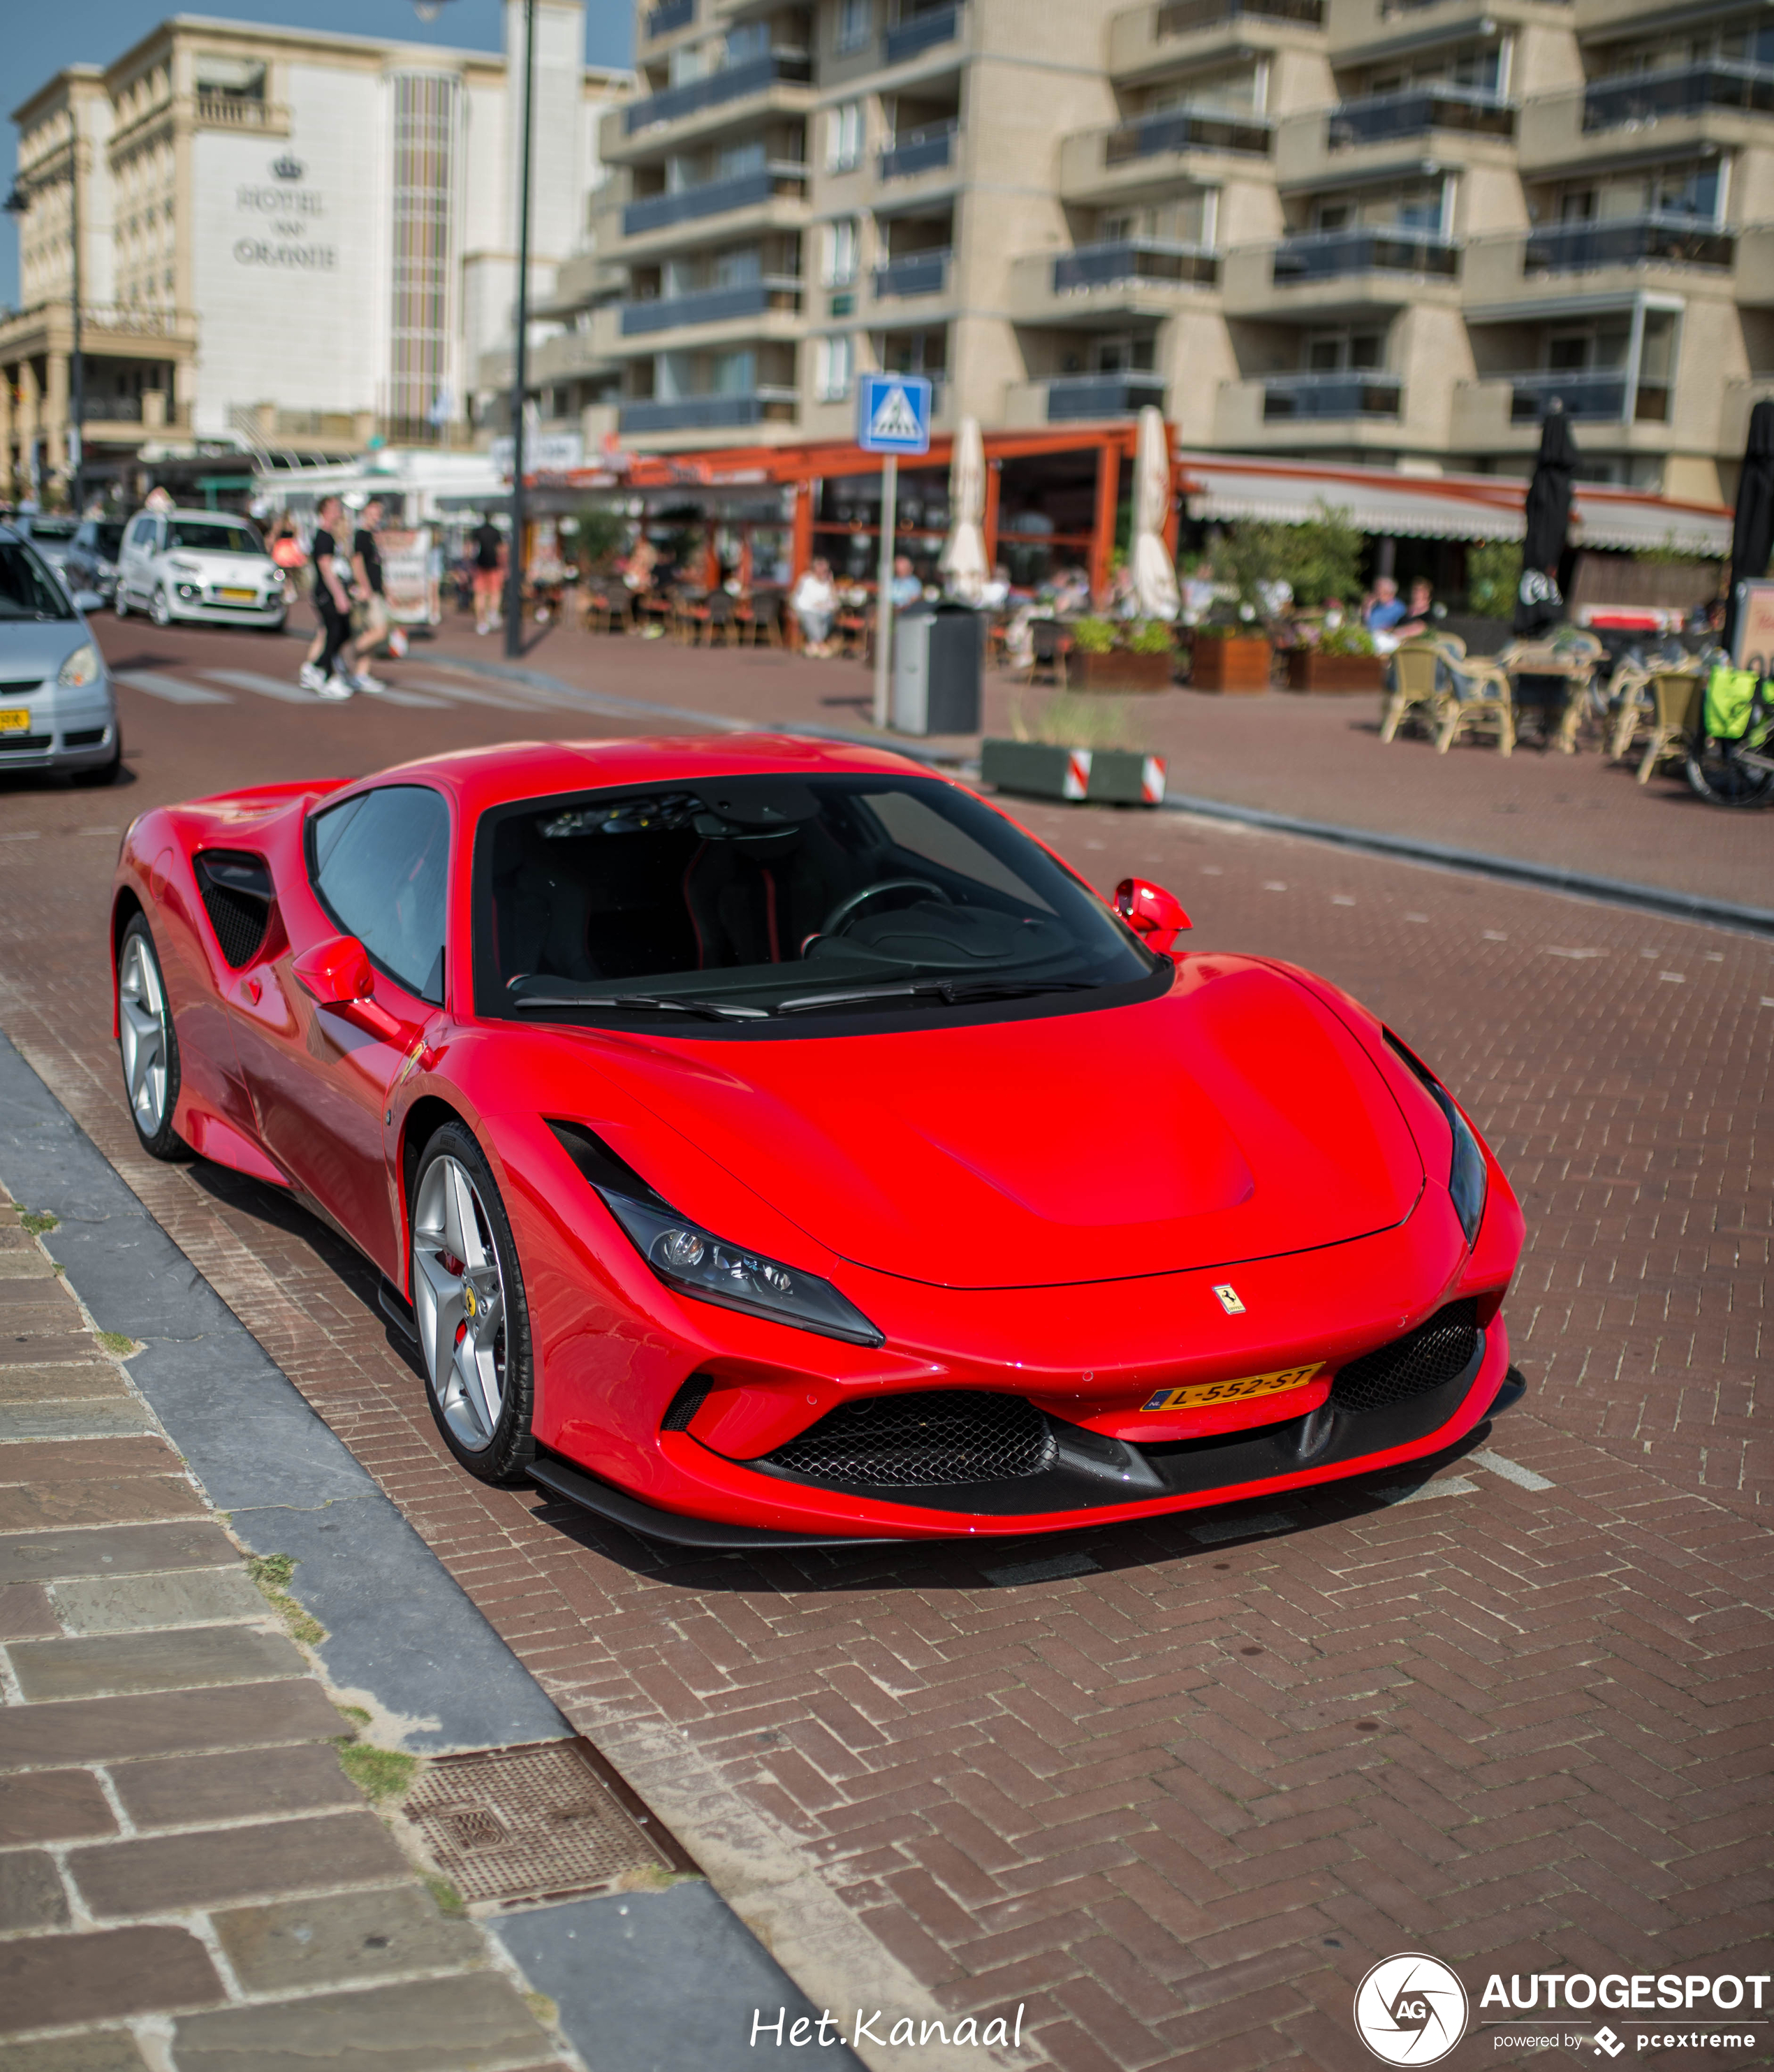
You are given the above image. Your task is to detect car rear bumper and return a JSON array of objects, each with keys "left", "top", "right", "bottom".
[{"left": 166, "top": 600, "right": 286, "bottom": 627}]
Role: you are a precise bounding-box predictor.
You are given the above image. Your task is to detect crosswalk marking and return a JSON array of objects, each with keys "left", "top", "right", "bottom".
[
  {"left": 115, "top": 671, "right": 233, "bottom": 706},
  {"left": 397, "top": 676, "right": 557, "bottom": 713},
  {"left": 199, "top": 668, "right": 321, "bottom": 705}
]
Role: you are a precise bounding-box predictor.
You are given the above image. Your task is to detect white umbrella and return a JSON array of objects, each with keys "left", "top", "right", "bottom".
[
  {"left": 1131, "top": 404, "right": 1180, "bottom": 621},
  {"left": 939, "top": 413, "right": 989, "bottom": 604}
]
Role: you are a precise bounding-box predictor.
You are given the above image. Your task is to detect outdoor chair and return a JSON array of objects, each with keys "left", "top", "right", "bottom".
[
  {"left": 1434, "top": 652, "right": 1516, "bottom": 756},
  {"left": 583, "top": 586, "right": 632, "bottom": 636},
  {"left": 687, "top": 590, "right": 738, "bottom": 648},
  {"left": 1496, "top": 637, "right": 1598, "bottom": 753},
  {"left": 1024, "top": 617, "right": 1072, "bottom": 691},
  {"left": 1635, "top": 670, "right": 1706, "bottom": 785},
  {"left": 738, "top": 590, "right": 783, "bottom": 647},
  {"left": 1379, "top": 642, "right": 1448, "bottom": 743},
  {"left": 1606, "top": 652, "right": 1699, "bottom": 761},
  {"left": 837, "top": 599, "right": 872, "bottom": 662}
]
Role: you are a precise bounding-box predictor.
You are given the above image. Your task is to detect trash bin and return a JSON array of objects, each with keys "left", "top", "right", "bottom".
[{"left": 892, "top": 601, "right": 983, "bottom": 736}]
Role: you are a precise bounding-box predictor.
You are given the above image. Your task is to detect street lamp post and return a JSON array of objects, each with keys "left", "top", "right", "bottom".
[
  {"left": 6, "top": 135, "right": 85, "bottom": 512},
  {"left": 504, "top": 0, "right": 536, "bottom": 660}
]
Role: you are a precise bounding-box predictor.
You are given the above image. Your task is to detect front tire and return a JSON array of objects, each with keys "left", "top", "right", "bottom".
[
  {"left": 410, "top": 1122, "right": 536, "bottom": 1484},
  {"left": 150, "top": 587, "right": 172, "bottom": 629},
  {"left": 1685, "top": 744, "right": 1774, "bottom": 808},
  {"left": 117, "top": 915, "right": 187, "bottom": 1160},
  {"left": 114, "top": 590, "right": 129, "bottom": 620}
]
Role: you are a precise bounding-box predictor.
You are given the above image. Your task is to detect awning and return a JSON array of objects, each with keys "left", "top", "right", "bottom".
[{"left": 1178, "top": 453, "right": 1733, "bottom": 555}]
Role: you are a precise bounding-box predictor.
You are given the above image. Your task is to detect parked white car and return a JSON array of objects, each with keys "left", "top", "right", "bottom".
[{"left": 115, "top": 508, "right": 286, "bottom": 632}]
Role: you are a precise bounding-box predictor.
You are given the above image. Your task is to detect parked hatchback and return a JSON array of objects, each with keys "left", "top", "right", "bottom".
[
  {"left": 115, "top": 507, "right": 286, "bottom": 631},
  {"left": 65, "top": 517, "right": 130, "bottom": 606},
  {"left": 0, "top": 523, "right": 121, "bottom": 784}
]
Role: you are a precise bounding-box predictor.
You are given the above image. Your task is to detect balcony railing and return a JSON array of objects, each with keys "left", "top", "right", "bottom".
[
  {"left": 879, "top": 121, "right": 957, "bottom": 180},
  {"left": 1262, "top": 371, "right": 1402, "bottom": 420},
  {"left": 873, "top": 249, "right": 951, "bottom": 298},
  {"left": 1053, "top": 239, "right": 1219, "bottom": 291},
  {"left": 1104, "top": 107, "right": 1273, "bottom": 161},
  {"left": 1328, "top": 85, "right": 1514, "bottom": 148},
  {"left": 644, "top": 0, "right": 694, "bottom": 38},
  {"left": 884, "top": 6, "right": 961, "bottom": 66},
  {"left": 1585, "top": 60, "right": 1774, "bottom": 132},
  {"left": 1046, "top": 371, "right": 1167, "bottom": 421},
  {"left": 624, "top": 52, "right": 812, "bottom": 133},
  {"left": 1504, "top": 370, "right": 1669, "bottom": 424},
  {"left": 619, "top": 277, "right": 802, "bottom": 335},
  {"left": 622, "top": 164, "right": 805, "bottom": 236},
  {"left": 1523, "top": 213, "right": 1735, "bottom": 273},
  {"left": 1156, "top": 0, "right": 1321, "bottom": 30},
  {"left": 1271, "top": 227, "right": 1460, "bottom": 282},
  {"left": 619, "top": 388, "right": 798, "bottom": 434},
  {"left": 194, "top": 93, "right": 279, "bottom": 130}
]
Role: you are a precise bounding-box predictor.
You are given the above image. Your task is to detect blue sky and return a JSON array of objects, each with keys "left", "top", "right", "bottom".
[{"left": 3, "top": 1, "right": 633, "bottom": 306}]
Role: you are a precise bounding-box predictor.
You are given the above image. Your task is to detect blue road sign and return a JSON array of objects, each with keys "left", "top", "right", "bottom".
[{"left": 856, "top": 374, "right": 932, "bottom": 455}]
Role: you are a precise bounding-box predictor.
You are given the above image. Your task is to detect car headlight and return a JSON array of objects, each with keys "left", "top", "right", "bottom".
[
  {"left": 58, "top": 643, "right": 101, "bottom": 688},
  {"left": 550, "top": 1120, "right": 882, "bottom": 1345},
  {"left": 1385, "top": 1031, "right": 1488, "bottom": 1246}
]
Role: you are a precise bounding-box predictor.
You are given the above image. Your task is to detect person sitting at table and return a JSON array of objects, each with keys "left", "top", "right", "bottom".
[
  {"left": 889, "top": 554, "right": 923, "bottom": 609},
  {"left": 1394, "top": 578, "right": 1434, "bottom": 641},
  {"left": 980, "top": 563, "right": 1011, "bottom": 611},
  {"left": 1363, "top": 575, "right": 1407, "bottom": 634},
  {"left": 792, "top": 557, "right": 840, "bottom": 657}
]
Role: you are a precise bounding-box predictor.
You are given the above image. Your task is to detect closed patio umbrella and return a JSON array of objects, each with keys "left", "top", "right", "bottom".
[
  {"left": 1131, "top": 405, "right": 1180, "bottom": 621},
  {"left": 939, "top": 414, "right": 988, "bottom": 604},
  {"left": 1724, "top": 396, "right": 1774, "bottom": 655},
  {"left": 1514, "top": 403, "right": 1576, "bottom": 635}
]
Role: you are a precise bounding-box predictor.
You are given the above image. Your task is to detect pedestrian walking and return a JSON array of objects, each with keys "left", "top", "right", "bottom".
[
  {"left": 346, "top": 499, "right": 391, "bottom": 692},
  {"left": 471, "top": 512, "right": 505, "bottom": 635},
  {"left": 298, "top": 495, "right": 356, "bottom": 699}
]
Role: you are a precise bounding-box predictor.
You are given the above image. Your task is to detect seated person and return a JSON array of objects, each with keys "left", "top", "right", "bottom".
[
  {"left": 791, "top": 558, "right": 840, "bottom": 657},
  {"left": 888, "top": 554, "right": 923, "bottom": 610},
  {"left": 1363, "top": 576, "right": 1407, "bottom": 634}
]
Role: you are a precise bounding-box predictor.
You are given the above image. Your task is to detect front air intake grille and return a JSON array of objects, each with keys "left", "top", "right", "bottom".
[
  {"left": 0, "top": 734, "right": 52, "bottom": 753},
  {"left": 1330, "top": 1300, "right": 1480, "bottom": 1415},
  {"left": 63, "top": 727, "right": 107, "bottom": 748},
  {"left": 195, "top": 850, "right": 273, "bottom": 969},
  {"left": 763, "top": 1390, "right": 1056, "bottom": 1488}
]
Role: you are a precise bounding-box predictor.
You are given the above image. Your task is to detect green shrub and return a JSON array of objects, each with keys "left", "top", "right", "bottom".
[
  {"left": 1467, "top": 539, "right": 1521, "bottom": 618},
  {"left": 1128, "top": 619, "right": 1175, "bottom": 655},
  {"left": 1211, "top": 520, "right": 1292, "bottom": 618},
  {"left": 1281, "top": 501, "right": 1365, "bottom": 609},
  {"left": 1069, "top": 616, "right": 1117, "bottom": 654},
  {"left": 1316, "top": 621, "right": 1377, "bottom": 657}
]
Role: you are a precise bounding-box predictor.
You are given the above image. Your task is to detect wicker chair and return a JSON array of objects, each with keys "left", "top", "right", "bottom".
[
  {"left": 1636, "top": 670, "right": 1706, "bottom": 784},
  {"left": 1380, "top": 642, "right": 1448, "bottom": 743},
  {"left": 1606, "top": 653, "right": 1699, "bottom": 761},
  {"left": 1435, "top": 651, "right": 1516, "bottom": 756}
]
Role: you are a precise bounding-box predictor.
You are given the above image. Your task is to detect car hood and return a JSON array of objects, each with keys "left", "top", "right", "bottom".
[
  {"left": 0, "top": 620, "right": 89, "bottom": 684},
  {"left": 166, "top": 553, "right": 274, "bottom": 582},
  {"left": 578, "top": 955, "right": 1426, "bottom": 1290}
]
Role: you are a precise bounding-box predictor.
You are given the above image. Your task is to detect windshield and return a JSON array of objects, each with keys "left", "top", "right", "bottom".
[
  {"left": 166, "top": 519, "right": 264, "bottom": 555},
  {"left": 473, "top": 773, "right": 1158, "bottom": 1032},
  {"left": 26, "top": 518, "right": 76, "bottom": 542},
  {"left": 89, "top": 524, "right": 126, "bottom": 557},
  {"left": 0, "top": 541, "right": 75, "bottom": 622}
]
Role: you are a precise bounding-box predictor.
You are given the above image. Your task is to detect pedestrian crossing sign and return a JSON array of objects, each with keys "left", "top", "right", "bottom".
[{"left": 856, "top": 373, "right": 932, "bottom": 455}]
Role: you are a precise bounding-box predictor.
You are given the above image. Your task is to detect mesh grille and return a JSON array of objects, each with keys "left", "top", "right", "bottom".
[
  {"left": 0, "top": 735, "right": 52, "bottom": 753},
  {"left": 661, "top": 1377, "right": 712, "bottom": 1432},
  {"left": 195, "top": 852, "right": 272, "bottom": 970},
  {"left": 764, "top": 1389, "right": 1056, "bottom": 1488},
  {"left": 1331, "top": 1300, "right": 1480, "bottom": 1414}
]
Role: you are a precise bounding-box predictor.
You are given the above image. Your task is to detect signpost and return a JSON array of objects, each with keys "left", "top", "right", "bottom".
[{"left": 856, "top": 373, "right": 932, "bottom": 729}]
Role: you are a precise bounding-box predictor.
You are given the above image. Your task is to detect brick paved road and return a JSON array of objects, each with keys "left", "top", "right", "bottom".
[{"left": 0, "top": 623, "right": 1768, "bottom": 2070}]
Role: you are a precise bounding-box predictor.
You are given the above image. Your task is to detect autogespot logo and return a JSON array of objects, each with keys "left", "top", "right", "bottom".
[{"left": 1355, "top": 1955, "right": 1471, "bottom": 2064}]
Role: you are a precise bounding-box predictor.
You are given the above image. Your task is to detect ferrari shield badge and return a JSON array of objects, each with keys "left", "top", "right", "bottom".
[{"left": 1213, "top": 1285, "right": 1245, "bottom": 1315}]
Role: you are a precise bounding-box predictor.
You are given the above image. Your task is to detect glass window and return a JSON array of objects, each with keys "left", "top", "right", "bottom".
[
  {"left": 821, "top": 218, "right": 859, "bottom": 284},
  {"left": 310, "top": 785, "right": 450, "bottom": 1003},
  {"left": 129, "top": 516, "right": 158, "bottom": 550},
  {"left": 0, "top": 542, "right": 75, "bottom": 622},
  {"left": 837, "top": 0, "right": 872, "bottom": 52},
  {"left": 474, "top": 774, "right": 1158, "bottom": 1029},
  {"left": 827, "top": 101, "right": 863, "bottom": 170},
  {"left": 815, "top": 333, "right": 853, "bottom": 400},
  {"left": 166, "top": 518, "right": 265, "bottom": 554}
]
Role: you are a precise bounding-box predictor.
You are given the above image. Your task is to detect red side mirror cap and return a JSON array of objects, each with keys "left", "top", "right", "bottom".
[
  {"left": 1114, "top": 878, "right": 1192, "bottom": 954},
  {"left": 292, "top": 934, "right": 376, "bottom": 1007}
]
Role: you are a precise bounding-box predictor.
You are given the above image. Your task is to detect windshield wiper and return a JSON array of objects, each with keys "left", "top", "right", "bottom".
[
  {"left": 513, "top": 991, "right": 770, "bottom": 1022},
  {"left": 777, "top": 977, "right": 1101, "bottom": 1016}
]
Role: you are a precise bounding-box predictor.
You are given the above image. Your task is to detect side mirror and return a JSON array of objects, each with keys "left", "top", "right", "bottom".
[
  {"left": 74, "top": 590, "right": 106, "bottom": 614},
  {"left": 1114, "top": 878, "right": 1192, "bottom": 955},
  {"left": 291, "top": 935, "right": 405, "bottom": 1041}
]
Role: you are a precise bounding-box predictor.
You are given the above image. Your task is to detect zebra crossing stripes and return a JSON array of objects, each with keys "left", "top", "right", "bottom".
[{"left": 114, "top": 671, "right": 233, "bottom": 706}]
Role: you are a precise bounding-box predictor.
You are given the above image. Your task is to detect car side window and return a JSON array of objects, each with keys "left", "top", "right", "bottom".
[
  {"left": 309, "top": 785, "right": 450, "bottom": 1005},
  {"left": 129, "top": 517, "right": 156, "bottom": 551}
]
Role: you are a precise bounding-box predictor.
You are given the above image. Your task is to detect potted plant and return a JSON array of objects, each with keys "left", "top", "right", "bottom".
[
  {"left": 1285, "top": 620, "right": 1385, "bottom": 692},
  {"left": 1189, "top": 520, "right": 1285, "bottom": 694},
  {"left": 1069, "top": 617, "right": 1177, "bottom": 694},
  {"left": 981, "top": 694, "right": 1167, "bottom": 807}
]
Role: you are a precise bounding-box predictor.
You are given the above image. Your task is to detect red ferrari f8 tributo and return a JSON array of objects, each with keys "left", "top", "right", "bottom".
[{"left": 111, "top": 736, "right": 1524, "bottom": 1545}]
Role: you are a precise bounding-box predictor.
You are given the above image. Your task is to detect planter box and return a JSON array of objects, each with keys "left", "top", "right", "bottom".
[
  {"left": 1070, "top": 648, "right": 1175, "bottom": 694},
  {"left": 981, "top": 738, "right": 1166, "bottom": 806},
  {"left": 1284, "top": 648, "right": 1386, "bottom": 694},
  {"left": 1189, "top": 635, "right": 1271, "bottom": 693}
]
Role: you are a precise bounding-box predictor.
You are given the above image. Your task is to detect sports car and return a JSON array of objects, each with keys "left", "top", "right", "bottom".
[{"left": 110, "top": 736, "right": 1525, "bottom": 1547}]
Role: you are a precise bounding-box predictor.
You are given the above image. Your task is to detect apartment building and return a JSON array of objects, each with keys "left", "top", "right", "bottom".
[
  {"left": 2, "top": 6, "right": 626, "bottom": 504},
  {"left": 540, "top": 0, "right": 1773, "bottom": 503}
]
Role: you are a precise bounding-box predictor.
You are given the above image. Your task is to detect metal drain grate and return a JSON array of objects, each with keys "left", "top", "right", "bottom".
[{"left": 404, "top": 1738, "right": 694, "bottom": 1908}]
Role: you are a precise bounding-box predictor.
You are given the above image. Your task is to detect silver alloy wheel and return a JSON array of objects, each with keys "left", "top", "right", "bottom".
[
  {"left": 150, "top": 586, "right": 171, "bottom": 627},
  {"left": 118, "top": 932, "right": 170, "bottom": 1137},
  {"left": 412, "top": 1154, "right": 508, "bottom": 1452}
]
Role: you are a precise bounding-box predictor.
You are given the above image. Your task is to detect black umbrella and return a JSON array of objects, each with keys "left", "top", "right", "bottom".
[
  {"left": 1514, "top": 404, "right": 1576, "bottom": 635},
  {"left": 1723, "top": 397, "right": 1774, "bottom": 656}
]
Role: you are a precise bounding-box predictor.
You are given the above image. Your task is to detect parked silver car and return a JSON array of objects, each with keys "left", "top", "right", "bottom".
[{"left": 0, "top": 523, "right": 122, "bottom": 785}]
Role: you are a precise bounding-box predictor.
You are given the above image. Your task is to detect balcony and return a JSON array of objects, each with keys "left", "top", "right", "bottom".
[
  {"left": 1585, "top": 61, "right": 1774, "bottom": 133},
  {"left": 1272, "top": 227, "right": 1459, "bottom": 282},
  {"left": 1057, "top": 239, "right": 1219, "bottom": 291},
  {"left": 884, "top": 6, "right": 962, "bottom": 67},
  {"left": 1523, "top": 214, "right": 1735, "bottom": 275},
  {"left": 1107, "top": 108, "right": 1273, "bottom": 163},
  {"left": 1327, "top": 85, "right": 1514, "bottom": 149},
  {"left": 1010, "top": 240, "right": 1218, "bottom": 323},
  {"left": 619, "top": 388, "right": 799, "bottom": 435},
  {"left": 1155, "top": 0, "right": 1320, "bottom": 27},
  {"left": 1501, "top": 369, "right": 1669, "bottom": 424},
  {"left": 873, "top": 249, "right": 951, "bottom": 298},
  {"left": 1045, "top": 370, "right": 1167, "bottom": 420},
  {"left": 618, "top": 277, "right": 802, "bottom": 336},
  {"left": 624, "top": 52, "right": 812, "bottom": 134},
  {"left": 622, "top": 164, "right": 806, "bottom": 238},
  {"left": 879, "top": 121, "right": 957, "bottom": 180},
  {"left": 193, "top": 94, "right": 289, "bottom": 133},
  {"left": 1261, "top": 370, "right": 1402, "bottom": 419},
  {"left": 644, "top": 0, "right": 694, "bottom": 37},
  {"left": 1109, "top": 0, "right": 1323, "bottom": 81}
]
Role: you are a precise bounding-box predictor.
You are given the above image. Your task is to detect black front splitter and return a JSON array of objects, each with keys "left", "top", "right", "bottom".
[{"left": 527, "top": 1454, "right": 896, "bottom": 1551}]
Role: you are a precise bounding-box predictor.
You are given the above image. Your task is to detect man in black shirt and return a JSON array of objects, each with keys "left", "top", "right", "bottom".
[
  {"left": 299, "top": 496, "right": 355, "bottom": 698},
  {"left": 347, "top": 498, "right": 390, "bottom": 692},
  {"left": 471, "top": 513, "right": 505, "bottom": 636}
]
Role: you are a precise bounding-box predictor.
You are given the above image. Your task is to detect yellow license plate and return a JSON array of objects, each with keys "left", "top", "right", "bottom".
[
  {"left": 1141, "top": 1365, "right": 1322, "bottom": 1414},
  {"left": 0, "top": 708, "right": 31, "bottom": 734},
  {"left": 220, "top": 588, "right": 256, "bottom": 603}
]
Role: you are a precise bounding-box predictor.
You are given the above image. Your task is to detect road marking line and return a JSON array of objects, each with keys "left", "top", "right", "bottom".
[
  {"left": 1188, "top": 1510, "right": 1296, "bottom": 1545},
  {"left": 1262, "top": 880, "right": 1287, "bottom": 891},
  {"left": 1544, "top": 947, "right": 1606, "bottom": 959},
  {"left": 1482, "top": 930, "right": 1508, "bottom": 940},
  {"left": 1471, "top": 1448, "right": 1555, "bottom": 1492},
  {"left": 198, "top": 668, "right": 319, "bottom": 704},
  {"left": 399, "top": 676, "right": 559, "bottom": 713},
  {"left": 1659, "top": 972, "right": 1685, "bottom": 983},
  {"left": 360, "top": 686, "right": 453, "bottom": 709},
  {"left": 115, "top": 670, "right": 233, "bottom": 706},
  {"left": 1333, "top": 895, "right": 1356, "bottom": 906},
  {"left": 983, "top": 1552, "right": 1099, "bottom": 1587},
  {"left": 1372, "top": 1474, "right": 1478, "bottom": 1505}
]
